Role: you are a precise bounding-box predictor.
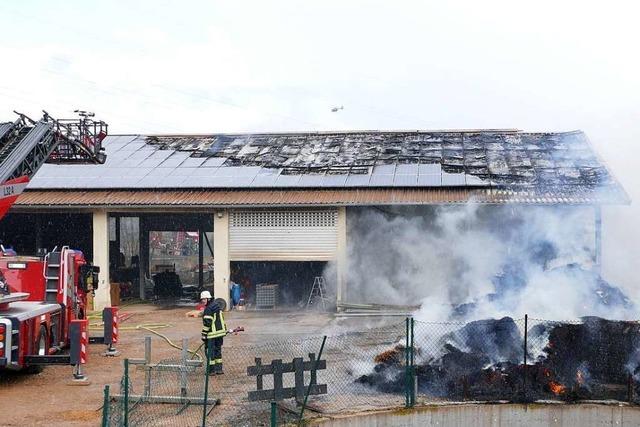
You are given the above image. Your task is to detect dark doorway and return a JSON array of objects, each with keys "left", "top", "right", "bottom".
[
  {"left": 0, "top": 212, "right": 92, "bottom": 259},
  {"left": 231, "top": 261, "right": 328, "bottom": 309}
]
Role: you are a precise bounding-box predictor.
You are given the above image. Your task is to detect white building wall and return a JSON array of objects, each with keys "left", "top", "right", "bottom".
[
  {"left": 92, "top": 210, "right": 111, "bottom": 310},
  {"left": 213, "top": 210, "right": 230, "bottom": 308}
]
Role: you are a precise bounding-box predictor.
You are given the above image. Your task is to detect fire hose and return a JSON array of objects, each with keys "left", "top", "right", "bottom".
[{"left": 87, "top": 313, "right": 244, "bottom": 361}]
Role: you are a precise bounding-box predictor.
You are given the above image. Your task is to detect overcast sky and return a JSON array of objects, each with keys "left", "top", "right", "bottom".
[{"left": 1, "top": 1, "right": 639, "bottom": 291}]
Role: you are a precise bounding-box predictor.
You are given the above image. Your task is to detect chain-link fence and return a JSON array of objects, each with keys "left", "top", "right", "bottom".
[
  {"left": 103, "top": 356, "right": 210, "bottom": 427},
  {"left": 413, "top": 316, "right": 640, "bottom": 404},
  {"left": 102, "top": 316, "right": 640, "bottom": 426}
]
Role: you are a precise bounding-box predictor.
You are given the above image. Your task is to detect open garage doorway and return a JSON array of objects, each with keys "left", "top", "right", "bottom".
[
  {"left": 230, "top": 261, "right": 330, "bottom": 310},
  {"left": 108, "top": 213, "right": 213, "bottom": 303},
  {"left": 148, "top": 230, "right": 213, "bottom": 301},
  {"left": 144, "top": 214, "right": 214, "bottom": 303}
]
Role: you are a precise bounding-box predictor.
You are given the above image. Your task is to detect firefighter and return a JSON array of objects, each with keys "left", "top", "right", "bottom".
[{"left": 200, "top": 291, "right": 227, "bottom": 374}]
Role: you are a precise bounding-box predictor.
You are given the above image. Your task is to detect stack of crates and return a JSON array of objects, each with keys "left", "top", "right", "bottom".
[{"left": 256, "top": 283, "right": 279, "bottom": 309}]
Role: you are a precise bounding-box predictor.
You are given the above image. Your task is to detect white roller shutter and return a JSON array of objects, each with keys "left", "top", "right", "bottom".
[{"left": 229, "top": 210, "right": 338, "bottom": 261}]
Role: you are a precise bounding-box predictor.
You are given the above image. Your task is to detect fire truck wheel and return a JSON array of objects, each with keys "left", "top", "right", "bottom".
[
  {"left": 37, "top": 325, "right": 47, "bottom": 356},
  {"left": 24, "top": 326, "right": 47, "bottom": 374}
]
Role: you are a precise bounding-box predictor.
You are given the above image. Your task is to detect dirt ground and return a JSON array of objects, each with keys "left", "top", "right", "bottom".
[{"left": 0, "top": 303, "right": 341, "bottom": 426}]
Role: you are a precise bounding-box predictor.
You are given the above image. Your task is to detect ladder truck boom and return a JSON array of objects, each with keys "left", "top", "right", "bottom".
[{"left": 0, "top": 110, "right": 107, "bottom": 218}]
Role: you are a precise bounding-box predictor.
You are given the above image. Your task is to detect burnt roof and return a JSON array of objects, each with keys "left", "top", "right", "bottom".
[{"left": 25, "top": 129, "right": 628, "bottom": 204}]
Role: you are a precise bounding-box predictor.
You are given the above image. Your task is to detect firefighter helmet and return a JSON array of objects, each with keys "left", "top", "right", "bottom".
[{"left": 200, "top": 290, "right": 212, "bottom": 300}]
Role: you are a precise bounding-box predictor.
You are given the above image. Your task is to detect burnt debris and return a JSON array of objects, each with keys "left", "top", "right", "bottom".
[{"left": 358, "top": 317, "right": 640, "bottom": 403}]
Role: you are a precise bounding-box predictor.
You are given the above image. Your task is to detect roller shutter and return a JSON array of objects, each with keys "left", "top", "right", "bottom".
[{"left": 229, "top": 210, "right": 338, "bottom": 261}]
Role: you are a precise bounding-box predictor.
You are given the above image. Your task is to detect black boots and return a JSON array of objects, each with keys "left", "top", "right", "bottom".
[{"left": 208, "top": 364, "right": 224, "bottom": 375}]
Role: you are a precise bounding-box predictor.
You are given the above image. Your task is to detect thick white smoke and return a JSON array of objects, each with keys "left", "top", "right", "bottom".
[{"left": 338, "top": 204, "right": 634, "bottom": 322}]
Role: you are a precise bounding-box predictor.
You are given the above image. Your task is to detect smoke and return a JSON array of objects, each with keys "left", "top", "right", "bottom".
[{"left": 339, "top": 204, "right": 635, "bottom": 322}]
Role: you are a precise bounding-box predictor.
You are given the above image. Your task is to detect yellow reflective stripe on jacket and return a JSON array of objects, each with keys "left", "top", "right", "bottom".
[
  {"left": 202, "top": 315, "right": 213, "bottom": 334},
  {"left": 205, "top": 312, "right": 227, "bottom": 338}
]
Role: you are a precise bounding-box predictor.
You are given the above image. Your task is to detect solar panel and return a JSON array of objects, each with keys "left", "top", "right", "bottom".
[
  {"left": 202, "top": 176, "right": 235, "bottom": 187},
  {"left": 138, "top": 157, "right": 167, "bottom": 168},
  {"left": 102, "top": 168, "right": 135, "bottom": 177},
  {"left": 298, "top": 174, "right": 326, "bottom": 187},
  {"left": 158, "top": 152, "right": 191, "bottom": 167},
  {"left": 202, "top": 157, "right": 227, "bottom": 167},
  {"left": 369, "top": 175, "right": 394, "bottom": 186},
  {"left": 101, "top": 176, "right": 145, "bottom": 188},
  {"left": 119, "top": 155, "right": 152, "bottom": 168},
  {"left": 250, "top": 173, "right": 279, "bottom": 187},
  {"left": 345, "top": 174, "right": 371, "bottom": 187},
  {"left": 135, "top": 176, "right": 165, "bottom": 187},
  {"left": 372, "top": 164, "right": 396, "bottom": 175},
  {"left": 442, "top": 172, "right": 466, "bottom": 186},
  {"left": 64, "top": 177, "right": 103, "bottom": 188},
  {"left": 169, "top": 167, "right": 198, "bottom": 177},
  {"left": 189, "top": 176, "right": 220, "bottom": 187},
  {"left": 121, "top": 140, "right": 147, "bottom": 151},
  {"left": 145, "top": 167, "right": 175, "bottom": 177},
  {"left": 274, "top": 174, "right": 301, "bottom": 187},
  {"left": 190, "top": 168, "right": 218, "bottom": 177},
  {"left": 180, "top": 156, "right": 207, "bottom": 167},
  {"left": 396, "top": 164, "right": 419, "bottom": 175},
  {"left": 155, "top": 176, "right": 189, "bottom": 187},
  {"left": 147, "top": 150, "right": 174, "bottom": 160},
  {"left": 393, "top": 174, "right": 418, "bottom": 186},
  {"left": 322, "top": 174, "right": 347, "bottom": 187},
  {"left": 419, "top": 163, "right": 442, "bottom": 174},
  {"left": 27, "top": 177, "right": 67, "bottom": 189},
  {"left": 102, "top": 135, "right": 139, "bottom": 153},
  {"left": 417, "top": 174, "right": 442, "bottom": 186}
]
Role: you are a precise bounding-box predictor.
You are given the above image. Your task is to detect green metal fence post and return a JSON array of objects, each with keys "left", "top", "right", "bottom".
[
  {"left": 202, "top": 340, "right": 212, "bottom": 427},
  {"left": 405, "top": 317, "right": 410, "bottom": 408},
  {"left": 271, "top": 400, "right": 277, "bottom": 427},
  {"left": 410, "top": 317, "right": 415, "bottom": 407},
  {"left": 123, "top": 359, "right": 129, "bottom": 427},
  {"left": 298, "top": 336, "right": 327, "bottom": 426},
  {"left": 102, "top": 384, "right": 110, "bottom": 427}
]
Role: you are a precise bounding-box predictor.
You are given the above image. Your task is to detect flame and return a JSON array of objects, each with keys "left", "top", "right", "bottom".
[{"left": 549, "top": 381, "right": 566, "bottom": 395}]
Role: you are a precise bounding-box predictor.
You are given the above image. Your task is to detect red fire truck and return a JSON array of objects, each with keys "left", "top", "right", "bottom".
[
  {"left": 0, "top": 247, "right": 99, "bottom": 369},
  {"left": 0, "top": 110, "right": 107, "bottom": 370}
]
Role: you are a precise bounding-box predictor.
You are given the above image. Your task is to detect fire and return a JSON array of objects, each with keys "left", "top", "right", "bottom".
[{"left": 549, "top": 381, "right": 566, "bottom": 395}]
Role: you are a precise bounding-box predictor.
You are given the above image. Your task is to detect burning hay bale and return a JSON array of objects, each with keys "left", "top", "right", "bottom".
[
  {"left": 357, "top": 316, "right": 640, "bottom": 403},
  {"left": 374, "top": 345, "right": 406, "bottom": 365},
  {"left": 539, "top": 317, "right": 640, "bottom": 401},
  {"left": 356, "top": 344, "right": 409, "bottom": 393}
]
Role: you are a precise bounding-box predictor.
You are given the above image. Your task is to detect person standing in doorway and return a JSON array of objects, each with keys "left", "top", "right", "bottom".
[{"left": 200, "top": 291, "right": 227, "bottom": 374}]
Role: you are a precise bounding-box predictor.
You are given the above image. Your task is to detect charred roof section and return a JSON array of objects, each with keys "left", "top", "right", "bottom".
[
  {"left": 25, "top": 130, "right": 627, "bottom": 204},
  {"left": 145, "top": 130, "right": 613, "bottom": 188}
]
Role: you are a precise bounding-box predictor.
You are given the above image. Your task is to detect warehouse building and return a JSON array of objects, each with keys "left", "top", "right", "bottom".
[{"left": 1, "top": 130, "right": 627, "bottom": 310}]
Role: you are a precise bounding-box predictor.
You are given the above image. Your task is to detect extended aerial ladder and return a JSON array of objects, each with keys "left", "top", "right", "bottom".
[{"left": 0, "top": 110, "right": 107, "bottom": 218}]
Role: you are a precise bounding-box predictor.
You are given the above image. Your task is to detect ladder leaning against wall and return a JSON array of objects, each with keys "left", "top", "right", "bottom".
[{"left": 306, "top": 276, "right": 329, "bottom": 310}]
